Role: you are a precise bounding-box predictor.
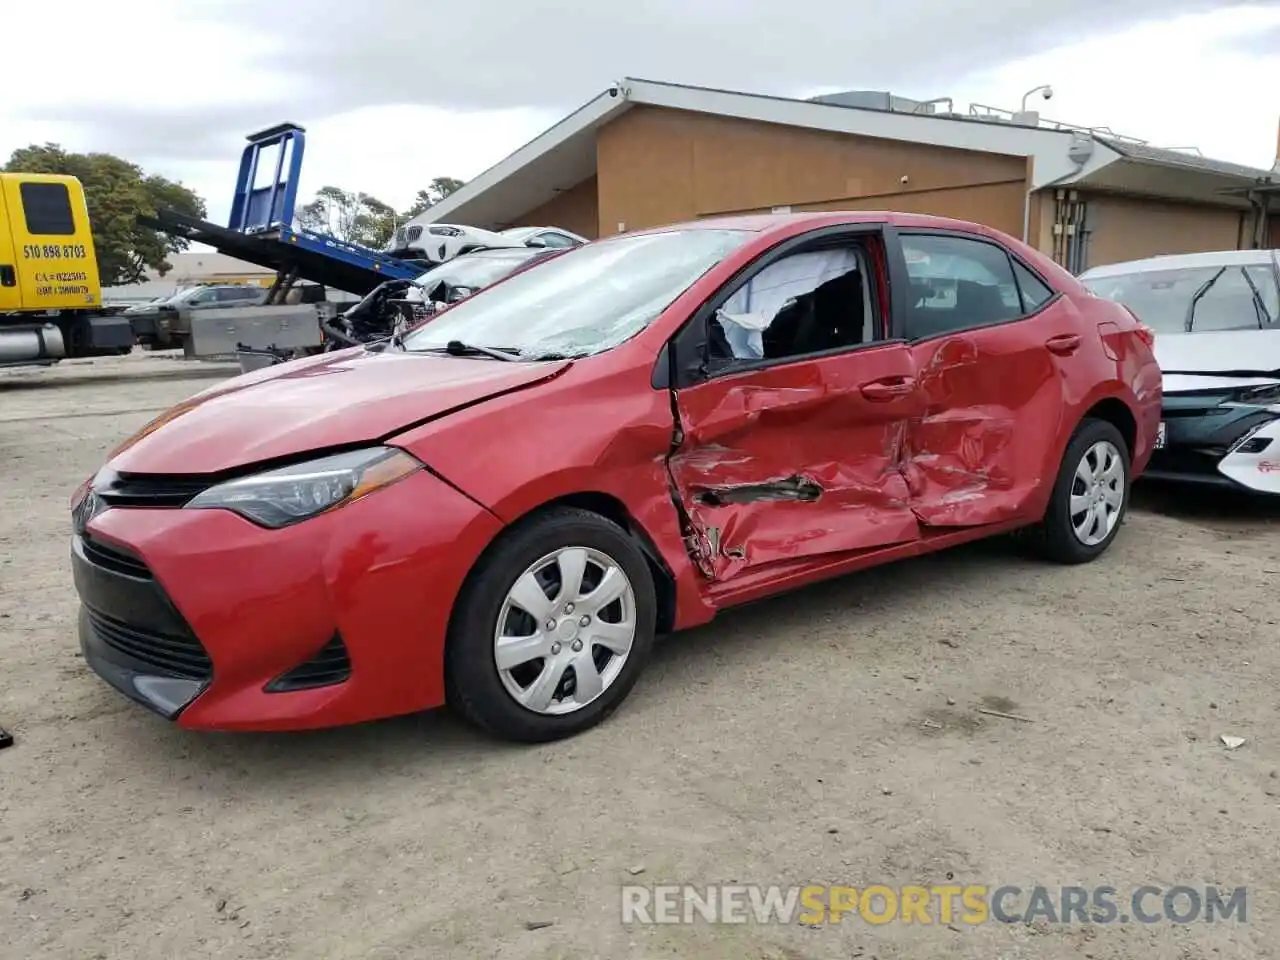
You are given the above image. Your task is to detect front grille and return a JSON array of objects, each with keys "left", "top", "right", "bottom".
[
  {"left": 81, "top": 536, "right": 152, "bottom": 580},
  {"left": 266, "top": 634, "right": 352, "bottom": 692},
  {"left": 95, "top": 472, "right": 211, "bottom": 508},
  {"left": 85, "top": 608, "right": 213, "bottom": 681}
]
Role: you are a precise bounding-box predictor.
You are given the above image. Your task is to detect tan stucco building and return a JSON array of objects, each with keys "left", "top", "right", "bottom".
[{"left": 409, "top": 79, "right": 1280, "bottom": 272}]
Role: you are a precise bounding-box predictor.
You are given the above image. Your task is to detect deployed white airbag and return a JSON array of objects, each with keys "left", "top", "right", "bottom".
[{"left": 717, "top": 248, "right": 860, "bottom": 359}]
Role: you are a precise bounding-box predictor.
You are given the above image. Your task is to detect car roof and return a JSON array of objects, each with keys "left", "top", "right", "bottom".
[
  {"left": 625, "top": 210, "right": 1013, "bottom": 237},
  {"left": 1080, "top": 249, "right": 1280, "bottom": 279}
]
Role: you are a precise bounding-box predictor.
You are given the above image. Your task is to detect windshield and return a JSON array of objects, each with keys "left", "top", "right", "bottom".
[
  {"left": 1082, "top": 263, "right": 1280, "bottom": 334},
  {"left": 401, "top": 228, "right": 751, "bottom": 358},
  {"left": 413, "top": 251, "right": 541, "bottom": 292}
]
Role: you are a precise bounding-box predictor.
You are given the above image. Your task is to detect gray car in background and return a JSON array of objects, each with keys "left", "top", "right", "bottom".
[{"left": 126, "top": 284, "right": 269, "bottom": 348}]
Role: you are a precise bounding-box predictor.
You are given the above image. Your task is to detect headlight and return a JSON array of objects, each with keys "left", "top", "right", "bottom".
[{"left": 185, "top": 447, "right": 421, "bottom": 528}]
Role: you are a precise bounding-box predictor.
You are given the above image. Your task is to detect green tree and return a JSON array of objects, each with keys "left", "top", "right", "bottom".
[
  {"left": 3, "top": 144, "right": 207, "bottom": 287},
  {"left": 297, "top": 186, "right": 400, "bottom": 249},
  {"left": 402, "top": 177, "right": 467, "bottom": 219},
  {"left": 298, "top": 177, "right": 468, "bottom": 248}
]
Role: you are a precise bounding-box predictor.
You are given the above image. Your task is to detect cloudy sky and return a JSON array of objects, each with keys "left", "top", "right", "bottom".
[{"left": 5, "top": 0, "right": 1280, "bottom": 225}]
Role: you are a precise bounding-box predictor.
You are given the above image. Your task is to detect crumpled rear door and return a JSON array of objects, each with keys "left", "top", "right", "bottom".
[{"left": 903, "top": 305, "right": 1082, "bottom": 527}]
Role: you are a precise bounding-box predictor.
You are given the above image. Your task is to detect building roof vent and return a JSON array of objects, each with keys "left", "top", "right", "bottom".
[{"left": 807, "top": 90, "right": 938, "bottom": 114}]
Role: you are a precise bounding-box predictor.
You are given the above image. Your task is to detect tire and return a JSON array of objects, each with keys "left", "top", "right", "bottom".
[
  {"left": 1025, "top": 418, "right": 1131, "bottom": 564},
  {"left": 445, "top": 507, "right": 657, "bottom": 743}
]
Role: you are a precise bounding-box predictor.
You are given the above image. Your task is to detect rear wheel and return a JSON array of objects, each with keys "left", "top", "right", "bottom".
[
  {"left": 446, "top": 507, "right": 656, "bottom": 742},
  {"left": 1026, "top": 418, "right": 1130, "bottom": 564}
]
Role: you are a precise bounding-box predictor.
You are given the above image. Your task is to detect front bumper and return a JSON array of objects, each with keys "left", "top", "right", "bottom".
[
  {"left": 74, "top": 532, "right": 211, "bottom": 718},
  {"left": 1145, "top": 404, "right": 1280, "bottom": 494},
  {"left": 72, "top": 466, "right": 503, "bottom": 731}
]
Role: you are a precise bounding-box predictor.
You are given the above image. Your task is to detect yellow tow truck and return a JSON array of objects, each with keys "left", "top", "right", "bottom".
[{"left": 0, "top": 172, "right": 137, "bottom": 367}]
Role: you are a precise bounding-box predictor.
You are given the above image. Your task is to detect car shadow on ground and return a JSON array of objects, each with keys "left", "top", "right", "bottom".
[
  {"left": 1131, "top": 480, "right": 1280, "bottom": 530},
  {"left": 128, "top": 537, "right": 1022, "bottom": 785}
]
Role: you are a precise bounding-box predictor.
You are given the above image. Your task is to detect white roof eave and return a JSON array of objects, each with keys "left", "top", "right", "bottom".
[
  {"left": 414, "top": 77, "right": 1134, "bottom": 227},
  {"left": 408, "top": 89, "right": 630, "bottom": 227}
]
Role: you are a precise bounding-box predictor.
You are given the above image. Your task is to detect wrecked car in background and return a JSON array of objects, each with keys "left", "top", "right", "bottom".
[
  {"left": 69, "top": 212, "right": 1160, "bottom": 744},
  {"left": 404, "top": 246, "right": 566, "bottom": 310},
  {"left": 237, "top": 247, "right": 568, "bottom": 368},
  {"left": 1081, "top": 249, "right": 1280, "bottom": 493},
  {"left": 334, "top": 246, "right": 566, "bottom": 343}
]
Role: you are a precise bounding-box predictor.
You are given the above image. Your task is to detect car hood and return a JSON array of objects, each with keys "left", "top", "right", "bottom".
[
  {"left": 1156, "top": 329, "right": 1280, "bottom": 376},
  {"left": 107, "top": 348, "right": 570, "bottom": 475}
]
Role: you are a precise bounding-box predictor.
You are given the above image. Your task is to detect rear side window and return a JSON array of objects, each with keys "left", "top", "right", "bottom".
[
  {"left": 901, "top": 234, "right": 1024, "bottom": 339},
  {"left": 1012, "top": 260, "right": 1054, "bottom": 311},
  {"left": 19, "top": 181, "right": 76, "bottom": 236}
]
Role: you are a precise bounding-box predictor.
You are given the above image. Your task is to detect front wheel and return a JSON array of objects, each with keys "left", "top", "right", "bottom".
[
  {"left": 1026, "top": 418, "right": 1131, "bottom": 564},
  {"left": 445, "top": 507, "right": 657, "bottom": 742}
]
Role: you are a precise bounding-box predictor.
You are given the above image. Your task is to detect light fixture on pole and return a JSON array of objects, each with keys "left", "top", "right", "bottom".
[{"left": 1021, "top": 85, "right": 1054, "bottom": 112}]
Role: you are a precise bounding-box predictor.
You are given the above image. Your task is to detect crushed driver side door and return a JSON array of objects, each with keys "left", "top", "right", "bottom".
[{"left": 661, "top": 226, "right": 925, "bottom": 585}]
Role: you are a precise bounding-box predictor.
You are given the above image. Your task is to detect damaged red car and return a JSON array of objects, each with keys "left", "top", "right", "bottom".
[{"left": 70, "top": 212, "right": 1162, "bottom": 742}]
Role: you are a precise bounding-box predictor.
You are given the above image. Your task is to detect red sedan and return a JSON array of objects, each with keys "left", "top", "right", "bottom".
[{"left": 70, "top": 213, "right": 1161, "bottom": 742}]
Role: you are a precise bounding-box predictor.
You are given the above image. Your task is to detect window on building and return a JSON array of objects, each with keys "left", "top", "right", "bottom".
[{"left": 19, "top": 181, "right": 76, "bottom": 236}]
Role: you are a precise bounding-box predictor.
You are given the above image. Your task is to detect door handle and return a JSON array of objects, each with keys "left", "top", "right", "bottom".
[
  {"left": 0, "top": 265, "right": 15, "bottom": 287},
  {"left": 1045, "top": 333, "right": 1082, "bottom": 355},
  {"left": 860, "top": 377, "right": 916, "bottom": 401}
]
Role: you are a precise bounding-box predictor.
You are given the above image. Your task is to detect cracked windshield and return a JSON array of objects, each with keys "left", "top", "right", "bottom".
[{"left": 401, "top": 228, "right": 750, "bottom": 358}]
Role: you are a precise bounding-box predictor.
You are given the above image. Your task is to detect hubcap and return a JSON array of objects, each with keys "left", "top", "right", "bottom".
[
  {"left": 1069, "top": 439, "right": 1125, "bottom": 546},
  {"left": 494, "top": 546, "right": 637, "bottom": 715}
]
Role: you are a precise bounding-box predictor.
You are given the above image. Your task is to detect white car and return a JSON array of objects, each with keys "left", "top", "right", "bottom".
[
  {"left": 499, "top": 226, "right": 587, "bottom": 249},
  {"left": 385, "top": 223, "right": 526, "bottom": 264},
  {"left": 1080, "top": 249, "right": 1280, "bottom": 494}
]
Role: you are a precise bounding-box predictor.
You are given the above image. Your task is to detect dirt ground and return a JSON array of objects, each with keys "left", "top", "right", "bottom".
[{"left": 2, "top": 353, "right": 1279, "bottom": 960}]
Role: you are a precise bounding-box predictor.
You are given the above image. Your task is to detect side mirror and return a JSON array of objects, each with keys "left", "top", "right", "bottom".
[
  {"left": 525, "top": 236, "right": 548, "bottom": 248},
  {"left": 447, "top": 285, "right": 475, "bottom": 303}
]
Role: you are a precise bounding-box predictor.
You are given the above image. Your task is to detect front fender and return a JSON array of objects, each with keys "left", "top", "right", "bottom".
[{"left": 390, "top": 366, "right": 718, "bottom": 630}]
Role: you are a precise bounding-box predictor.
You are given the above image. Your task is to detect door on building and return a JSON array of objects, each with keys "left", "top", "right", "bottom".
[
  {"left": 663, "top": 224, "right": 925, "bottom": 585},
  {"left": 888, "top": 229, "right": 1082, "bottom": 529}
]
